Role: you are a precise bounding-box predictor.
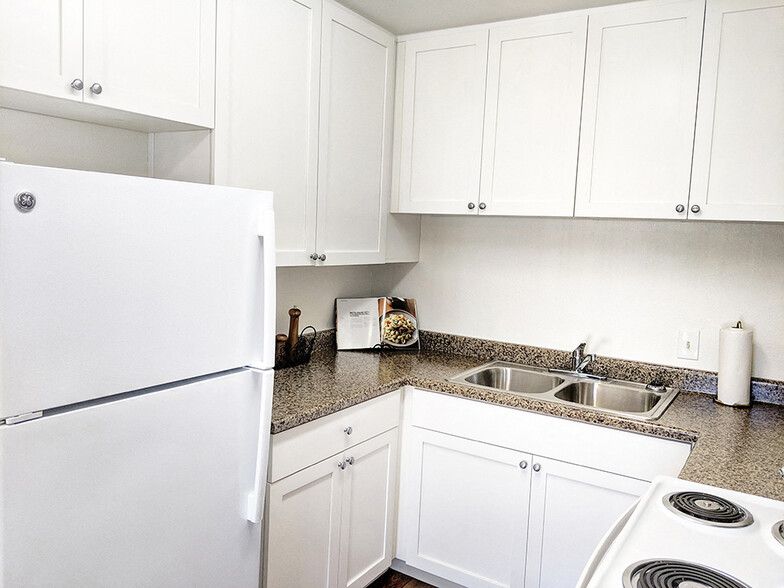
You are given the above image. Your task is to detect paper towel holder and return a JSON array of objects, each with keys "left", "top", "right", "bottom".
[{"left": 714, "top": 319, "right": 753, "bottom": 409}]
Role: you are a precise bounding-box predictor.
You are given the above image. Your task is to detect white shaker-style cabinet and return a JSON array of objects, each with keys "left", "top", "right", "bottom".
[
  {"left": 214, "top": 0, "right": 321, "bottom": 266},
  {"left": 264, "top": 391, "right": 401, "bottom": 588},
  {"left": 574, "top": 0, "right": 704, "bottom": 219},
  {"left": 265, "top": 429, "right": 399, "bottom": 588},
  {"left": 0, "top": 0, "right": 215, "bottom": 130},
  {"left": 394, "top": 30, "right": 489, "bottom": 214},
  {"left": 265, "top": 450, "right": 343, "bottom": 588},
  {"left": 402, "top": 427, "right": 532, "bottom": 588},
  {"left": 524, "top": 457, "right": 648, "bottom": 588},
  {"left": 0, "top": 0, "right": 83, "bottom": 103},
  {"left": 315, "top": 2, "right": 395, "bottom": 265},
  {"left": 479, "top": 16, "right": 587, "bottom": 217},
  {"left": 215, "top": 0, "right": 410, "bottom": 266},
  {"left": 690, "top": 0, "right": 784, "bottom": 222},
  {"left": 81, "top": 0, "right": 215, "bottom": 128}
]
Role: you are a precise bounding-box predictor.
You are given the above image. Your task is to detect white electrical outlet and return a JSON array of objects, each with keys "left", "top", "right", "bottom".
[{"left": 677, "top": 329, "right": 700, "bottom": 360}]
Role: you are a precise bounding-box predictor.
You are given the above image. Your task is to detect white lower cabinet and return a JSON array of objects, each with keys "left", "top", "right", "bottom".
[
  {"left": 266, "top": 449, "right": 343, "bottom": 588},
  {"left": 402, "top": 428, "right": 532, "bottom": 588},
  {"left": 401, "top": 428, "right": 647, "bottom": 588},
  {"left": 264, "top": 388, "right": 690, "bottom": 588},
  {"left": 523, "top": 457, "right": 648, "bottom": 588},
  {"left": 265, "top": 429, "right": 398, "bottom": 588},
  {"left": 397, "top": 389, "right": 691, "bottom": 588},
  {"left": 264, "top": 392, "right": 401, "bottom": 588}
]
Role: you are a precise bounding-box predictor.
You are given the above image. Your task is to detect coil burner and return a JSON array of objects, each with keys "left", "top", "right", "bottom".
[
  {"left": 773, "top": 520, "right": 784, "bottom": 547},
  {"left": 663, "top": 492, "right": 753, "bottom": 528},
  {"left": 622, "top": 559, "right": 751, "bottom": 588}
]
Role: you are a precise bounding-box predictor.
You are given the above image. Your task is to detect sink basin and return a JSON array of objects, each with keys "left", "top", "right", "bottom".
[
  {"left": 449, "top": 361, "right": 679, "bottom": 420},
  {"left": 461, "top": 365, "right": 564, "bottom": 395},
  {"left": 554, "top": 380, "right": 662, "bottom": 414}
]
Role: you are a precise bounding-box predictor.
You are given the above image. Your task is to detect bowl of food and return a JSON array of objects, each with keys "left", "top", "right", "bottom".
[{"left": 380, "top": 310, "right": 418, "bottom": 347}]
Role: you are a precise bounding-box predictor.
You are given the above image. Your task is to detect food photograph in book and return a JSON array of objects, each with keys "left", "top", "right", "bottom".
[{"left": 335, "top": 297, "right": 419, "bottom": 350}]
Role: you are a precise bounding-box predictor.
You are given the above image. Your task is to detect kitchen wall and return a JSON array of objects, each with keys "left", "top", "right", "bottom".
[
  {"left": 6, "top": 109, "right": 782, "bottom": 382},
  {"left": 373, "top": 215, "right": 784, "bottom": 382},
  {"left": 276, "top": 265, "right": 376, "bottom": 334},
  {"left": 0, "top": 108, "right": 149, "bottom": 175}
]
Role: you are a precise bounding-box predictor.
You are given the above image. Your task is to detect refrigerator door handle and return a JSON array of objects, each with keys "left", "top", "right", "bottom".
[
  {"left": 253, "top": 206, "right": 276, "bottom": 370},
  {"left": 245, "top": 368, "right": 274, "bottom": 524}
]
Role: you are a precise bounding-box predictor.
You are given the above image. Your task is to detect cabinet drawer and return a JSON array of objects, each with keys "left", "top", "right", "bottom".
[
  {"left": 269, "top": 390, "right": 401, "bottom": 482},
  {"left": 409, "top": 388, "right": 691, "bottom": 481}
]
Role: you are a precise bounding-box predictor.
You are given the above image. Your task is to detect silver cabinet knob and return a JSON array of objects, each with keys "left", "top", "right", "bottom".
[
  {"left": 309, "top": 252, "right": 319, "bottom": 261},
  {"left": 344, "top": 426, "right": 353, "bottom": 436},
  {"left": 90, "top": 83, "right": 103, "bottom": 95},
  {"left": 467, "top": 202, "right": 475, "bottom": 210},
  {"left": 346, "top": 456, "right": 355, "bottom": 466},
  {"left": 318, "top": 254, "right": 326, "bottom": 262},
  {"left": 337, "top": 460, "right": 346, "bottom": 470},
  {"left": 70, "top": 78, "right": 84, "bottom": 91},
  {"left": 519, "top": 460, "right": 528, "bottom": 470},
  {"left": 675, "top": 204, "right": 685, "bottom": 213},
  {"left": 690, "top": 204, "right": 701, "bottom": 214},
  {"left": 533, "top": 463, "right": 541, "bottom": 472},
  {"left": 478, "top": 202, "right": 486, "bottom": 210}
]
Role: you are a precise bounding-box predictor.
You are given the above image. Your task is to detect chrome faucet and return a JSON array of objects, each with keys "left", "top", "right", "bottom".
[{"left": 571, "top": 342, "right": 595, "bottom": 373}]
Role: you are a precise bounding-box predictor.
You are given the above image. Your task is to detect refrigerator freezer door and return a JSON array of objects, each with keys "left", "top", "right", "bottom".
[
  {"left": 0, "top": 163, "right": 275, "bottom": 419},
  {"left": 0, "top": 368, "right": 271, "bottom": 587}
]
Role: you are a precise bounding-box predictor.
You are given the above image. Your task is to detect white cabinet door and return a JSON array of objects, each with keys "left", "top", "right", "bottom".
[
  {"left": 690, "top": 0, "right": 784, "bottom": 222},
  {"left": 214, "top": 0, "right": 320, "bottom": 266},
  {"left": 0, "top": 0, "right": 82, "bottom": 101},
  {"left": 396, "top": 31, "right": 489, "bottom": 214},
  {"left": 524, "top": 457, "right": 648, "bottom": 588},
  {"left": 340, "top": 430, "right": 399, "bottom": 588},
  {"left": 82, "top": 0, "right": 215, "bottom": 127},
  {"left": 265, "top": 430, "right": 399, "bottom": 588},
  {"left": 316, "top": 2, "right": 394, "bottom": 265},
  {"left": 403, "top": 428, "right": 531, "bottom": 588},
  {"left": 575, "top": 0, "right": 704, "bottom": 219},
  {"left": 265, "top": 454, "right": 343, "bottom": 588},
  {"left": 479, "top": 16, "right": 587, "bottom": 216}
]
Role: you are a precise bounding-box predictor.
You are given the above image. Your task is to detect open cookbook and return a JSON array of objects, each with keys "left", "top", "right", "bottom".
[{"left": 336, "top": 297, "right": 419, "bottom": 350}]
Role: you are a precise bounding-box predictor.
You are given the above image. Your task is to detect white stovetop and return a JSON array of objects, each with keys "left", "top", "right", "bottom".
[{"left": 587, "top": 476, "right": 784, "bottom": 587}]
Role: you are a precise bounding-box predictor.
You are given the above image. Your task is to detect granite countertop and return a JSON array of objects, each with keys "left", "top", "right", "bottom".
[{"left": 272, "top": 335, "right": 784, "bottom": 502}]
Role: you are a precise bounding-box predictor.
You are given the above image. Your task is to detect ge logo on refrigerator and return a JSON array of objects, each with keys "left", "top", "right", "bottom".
[{"left": 14, "top": 191, "right": 36, "bottom": 212}]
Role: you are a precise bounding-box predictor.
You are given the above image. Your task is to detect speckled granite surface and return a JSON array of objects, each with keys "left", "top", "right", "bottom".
[{"left": 272, "top": 331, "right": 784, "bottom": 501}]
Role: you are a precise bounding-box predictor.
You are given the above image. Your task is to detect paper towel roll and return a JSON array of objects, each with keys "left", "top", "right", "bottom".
[{"left": 717, "top": 322, "right": 753, "bottom": 407}]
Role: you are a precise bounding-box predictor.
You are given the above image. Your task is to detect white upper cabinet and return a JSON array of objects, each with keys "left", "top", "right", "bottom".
[
  {"left": 394, "top": 30, "right": 489, "bottom": 214},
  {"left": 214, "top": 0, "right": 321, "bottom": 266},
  {"left": 315, "top": 2, "right": 395, "bottom": 265},
  {"left": 82, "top": 0, "right": 215, "bottom": 128},
  {"left": 0, "top": 0, "right": 83, "bottom": 102},
  {"left": 480, "top": 16, "right": 587, "bottom": 216},
  {"left": 690, "top": 0, "right": 784, "bottom": 222},
  {"left": 574, "top": 0, "right": 704, "bottom": 220},
  {"left": 215, "top": 0, "right": 407, "bottom": 266},
  {"left": 0, "top": 0, "right": 215, "bottom": 130}
]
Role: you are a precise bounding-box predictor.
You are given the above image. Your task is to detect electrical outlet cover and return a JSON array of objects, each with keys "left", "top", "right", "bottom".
[{"left": 677, "top": 329, "right": 700, "bottom": 360}]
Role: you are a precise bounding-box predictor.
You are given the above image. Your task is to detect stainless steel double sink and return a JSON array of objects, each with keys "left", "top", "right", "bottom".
[{"left": 448, "top": 361, "right": 679, "bottom": 420}]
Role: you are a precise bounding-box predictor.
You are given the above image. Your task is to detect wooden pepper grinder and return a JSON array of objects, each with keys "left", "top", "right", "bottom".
[{"left": 285, "top": 306, "right": 301, "bottom": 362}]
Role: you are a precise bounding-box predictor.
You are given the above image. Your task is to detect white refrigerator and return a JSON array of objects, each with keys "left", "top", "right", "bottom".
[{"left": 0, "top": 162, "right": 276, "bottom": 587}]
